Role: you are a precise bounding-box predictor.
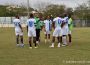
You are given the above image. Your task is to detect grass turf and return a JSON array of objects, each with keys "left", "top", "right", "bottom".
[{"left": 0, "top": 27, "right": 90, "bottom": 65}]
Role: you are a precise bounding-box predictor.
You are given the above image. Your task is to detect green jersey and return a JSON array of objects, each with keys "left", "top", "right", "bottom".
[
  {"left": 68, "top": 18, "right": 73, "bottom": 31},
  {"left": 35, "top": 17, "right": 42, "bottom": 29}
]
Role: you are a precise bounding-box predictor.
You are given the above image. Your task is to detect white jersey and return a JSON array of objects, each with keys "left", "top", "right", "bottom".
[
  {"left": 13, "top": 18, "right": 23, "bottom": 36},
  {"left": 13, "top": 18, "right": 21, "bottom": 31},
  {"left": 62, "top": 17, "right": 69, "bottom": 35},
  {"left": 27, "top": 18, "right": 36, "bottom": 30},
  {"left": 63, "top": 17, "right": 69, "bottom": 28},
  {"left": 53, "top": 17, "right": 62, "bottom": 28},
  {"left": 44, "top": 20, "right": 52, "bottom": 31}
]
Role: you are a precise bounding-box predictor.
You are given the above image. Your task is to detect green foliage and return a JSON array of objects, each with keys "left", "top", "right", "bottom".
[
  {"left": 0, "top": 5, "right": 34, "bottom": 17},
  {"left": 43, "top": 5, "right": 66, "bottom": 17}
]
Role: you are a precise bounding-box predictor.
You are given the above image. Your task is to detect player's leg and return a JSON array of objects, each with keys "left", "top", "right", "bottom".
[
  {"left": 48, "top": 34, "right": 50, "bottom": 42},
  {"left": 20, "top": 35, "right": 24, "bottom": 47},
  {"left": 62, "top": 35, "right": 67, "bottom": 46},
  {"left": 36, "top": 29, "right": 39, "bottom": 44},
  {"left": 32, "top": 29, "right": 38, "bottom": 48},
  {"left": 36, "top": 29, "right": 40, "bottom": 44},
  {"left": 45, "top": 33, "right": 47, "bottom": 43},
  {"left": 68, "top": 30, "right": 72, "bottom": 46},
  {"left": 50, "top": 29, "right": 56, "bottom": 48},
  {"left": 57, "top": 28, "right": 62, "bottom": 48},
  {"left": 48, "top": 31, "right": 51, "bottom": 42},
  {"left": 28, "top": 30, "right": 32, "bottom": 49},
  {"left": 50, "top": 36, "right": 55, "bottom": 48},
  {"left": 33, "top": 37, "right": 38, "bottom": 48},
  {"left": 29, "top": 37, "right": 32, "bottom": 49},
  {"left": 57, "top": 36, "right": 61, "bottom": 47},
  {"left": 20, "top": 32, "right": 24, "bottom": 47},
  {"left": 16, "top": 35, "right": 19, "bottom": 46},
  {"left": 15, "top": 30, "right": 20, "bottom": 46},
  {"left": 62, "top": 26, "right": 68, "bottom": 46}
]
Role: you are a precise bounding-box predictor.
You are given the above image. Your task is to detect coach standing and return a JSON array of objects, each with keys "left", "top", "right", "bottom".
[{"left": 35, "top": 15, "right": 42, "bottom": 44}]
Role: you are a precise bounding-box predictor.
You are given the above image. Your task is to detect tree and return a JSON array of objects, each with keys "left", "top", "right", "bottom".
[{"left": 43, "top": 4, "right": 66, "bottom": 17}]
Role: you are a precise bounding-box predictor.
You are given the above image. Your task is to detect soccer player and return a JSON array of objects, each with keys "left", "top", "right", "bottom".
[
  {"left": 34, "top": 15, "right": 42, "bottom": 44},
  {"left": 44, "top": 16, "right": 52, "bottom": 43},
  {"left": 27, "top": 13, "right": 37, "bottom": 49},
  {"left": 50, "top": 15, "right": 62, "bottom": 48},
  {"left": 68, "top": 14, "right": 73, "bottom": 45},
  {"left": 13, "top": 15, "right": 24, "bottom": 47},
  {"left": 61, "top": 14, "right": 69, "bottom": 46}
]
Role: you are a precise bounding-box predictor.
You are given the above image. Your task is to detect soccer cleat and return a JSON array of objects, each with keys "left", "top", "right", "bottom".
[
  {"left": 34, "top": 46, "right": 38, "bottom": 49},
  {"left": 57, "top": 43, "right": 61, "bottom": 48},
  {"left": 36, "top": 41, "right": 40, "bottom": 46},
  {"left": 20, "top": 43, "right": 24, "bottom": 47},
  {"left": 16, "top": 44, "right": 20, "bottom": 47},
  {"left": 49, "top": 45, "right": 54, "bottom": 48},
  {"left": 62, "top": 44, "right": 67, "bottom": 47},
  {"left": 36, "top": 41, "right": 39, "bottom": 44},
  {"left": 49, "top": 44, "right": 54, "bottom": 48},
  {"left": 29, "top": 47, "right": 32, "bottom": 49}
]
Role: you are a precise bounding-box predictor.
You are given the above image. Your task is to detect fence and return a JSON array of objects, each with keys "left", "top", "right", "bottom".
[
  {"left": 0, "top": 17, "right": 90, "bottom": 27},
  {"left": 0, "top": 17, "right": 28, "bottom": 27}
]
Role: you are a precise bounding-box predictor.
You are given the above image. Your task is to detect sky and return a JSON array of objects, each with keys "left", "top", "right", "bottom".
[{"left": 0, "top": 0, "right": 88, "bottom": 9}]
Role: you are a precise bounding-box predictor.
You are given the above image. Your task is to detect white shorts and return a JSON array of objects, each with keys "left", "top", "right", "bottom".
[
  {"left": 28, "top": 29, "right": 36, "bottom": 37},
  {"left": 15, "top": 29, "right": 23, "bottom": 36},
  {"left": 53, "top": 28, "right": 62, "bottom": 37},
  {"left": 62, "top": 26, "right": 68, "bottom": 35},
  {"left": 44, "top": 30, "right": 51, "bottom": 34}
]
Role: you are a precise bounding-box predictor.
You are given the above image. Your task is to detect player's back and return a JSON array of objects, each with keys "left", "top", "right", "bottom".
[
  {"left": 13, "top": 18, "right": 21, "bottom": 29},
  {"left": 53, "top": 17, "right": 62, "bottom": 28},
  {"left": 44, "top": 20, "right": 52, "bottom": 31},
  {"left": 27, "top": 18, "right": 36, "bottom": 30},
  {"left": 63, "top": 17, "right": 69, "bottom": 27}
]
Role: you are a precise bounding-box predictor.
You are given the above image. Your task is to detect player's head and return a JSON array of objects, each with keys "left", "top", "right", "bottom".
[
  {"left": 58, "top": 14, "right": 63, "bottom": 18},
  {"left": 63, "top": 13, "right": 68, "bottom": 17},
  {"left": 47, "top": 16, "right": 50, "bottom": 20},
  {"left": 68, "top": 14, "right": 71, "bottom": 18},
  {"left": 15, "top": 15, "right": 19, "bottom": 19},
  {"left": 29, "top": 13, "right": 34, "bottom": 18}
]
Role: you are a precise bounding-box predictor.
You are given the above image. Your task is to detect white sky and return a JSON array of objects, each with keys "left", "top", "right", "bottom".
[{"left": 0, "top": 0, "right": 88, "bottom": 9}]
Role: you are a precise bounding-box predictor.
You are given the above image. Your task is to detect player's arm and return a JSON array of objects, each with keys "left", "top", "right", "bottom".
[
  {"left": 26, "top": 20, "right": 28, "bottom": 32},
  {"left": 27, "top": 25, "right": 28, "bottom": 32},
  {"left": 50, "top": 20, "right": 52, "bottom": 31},
  {"left": 52, "top": 21, "right": 55, "bottom": 29},
  {"left": 43, "top": 21, "right": 46, "bottom": 32},
  {"left": 19, "top": 24, "right": 23, "bottom": 32},
  {"left": 61, "top": 21, "right": 65, "bottom": 28}
]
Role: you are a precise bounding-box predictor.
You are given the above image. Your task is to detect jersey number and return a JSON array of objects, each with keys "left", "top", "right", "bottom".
[
  {"left": 14, "top": 22, "right": 19, "bottom": 26},
  {"left": 29, "top": 21, "right": 33, "bottom": 27},
  {"left": 58, "top": 19, "right": 61, "bottom": 24}
]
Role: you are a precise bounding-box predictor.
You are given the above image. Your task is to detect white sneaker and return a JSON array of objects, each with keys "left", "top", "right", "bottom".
[
  {"left": 36, "top": 41, "right": 39, "bottom": 44},
  {"left": 57, "top": 43, "right": 61, "bottom": 48},
  {"left": 34, "top": 46, "right": 38, "bottom": 49},
  {"left": 49, "top": 44, "right": 54, "bottom": 48},
  {"left": 36, "top": 41, "right": 40, "bottom": 45},
  {"left": 29, "top": 47, "right": 32, "bottom": 49},
  {"left": 62, "top": 44, "right": 67, "bottom": 47},
  {"left": 20, "top": 44, "right": 24, "bottom": 47},
  {"left": 16, "top": 44, "right": 20, "bottom": 47}
]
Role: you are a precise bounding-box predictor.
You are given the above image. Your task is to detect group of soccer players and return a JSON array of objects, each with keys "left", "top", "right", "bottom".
[{"left": 13, "top": 13, "right": 73, "bottom": 49}]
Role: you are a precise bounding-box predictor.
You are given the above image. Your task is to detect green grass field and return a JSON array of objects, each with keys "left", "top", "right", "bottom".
[{"left": 0, "top": 27, "right": 90, "bottom": 65}]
